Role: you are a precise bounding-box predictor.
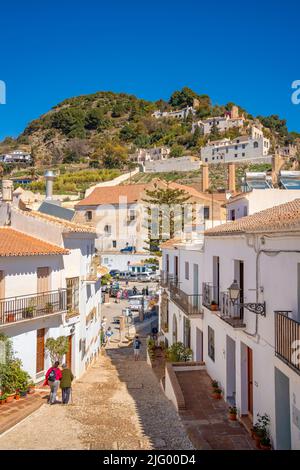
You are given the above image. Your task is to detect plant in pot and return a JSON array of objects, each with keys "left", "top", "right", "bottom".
[
  {"left": 251, "top": 413, "right": 271, "bottom": 448},
  {"left": 211, "top": 380, "right": 219, "bottom": 389},
  {"left": 45, "top": 302, "right": 54, "bottom": 314},
  {"left": 22, "top": 306, "right": 35, "bottom": 319},
  {"left": 15, "top": 389, "right": 20, "bottom": 400},
  {"left": 210, "top": 300, "right": 218, "bottom": 311},
  {"left": 228, "top": 405, "right": 238, "bottom": 421},
  {"left": 260, "top": 435, "right": 272, "bottom": 450},
  {"left": 0, "top": 393, "right": 7, "bottom": 405},
  {"left": 212, "top": 387, "right": 222, "bottom": 399}
]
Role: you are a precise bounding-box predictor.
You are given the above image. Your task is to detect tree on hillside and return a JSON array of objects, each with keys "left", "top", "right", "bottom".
[
  {"left": 102, "top": 143, "right": 128, "bottom": 169},
  {"left": 169, "top": 87, "right": 199, "bottom": 108},
  {"left": 170, "top": 144, "right": 184, "bottom": 158},
  {"left": 195, "top": 95, "right": 212, "bottom": 118},
  {"left": 257, "top": 115, "right": 288, "bottom": 138},
  {"left": 142, "top": 184, "right": 191, "bottom": 251}
]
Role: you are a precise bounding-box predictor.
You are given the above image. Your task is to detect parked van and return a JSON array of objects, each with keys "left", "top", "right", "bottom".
[
  {"left": 118, "top": 271, "right": 132, "bottom": 280},
  {"left": 138, "top": 272, "right": 153, "bottom": 282}
]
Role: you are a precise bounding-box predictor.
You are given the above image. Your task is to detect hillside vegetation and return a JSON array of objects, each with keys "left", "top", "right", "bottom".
[{"left": 1, "top": 87, "right": 299, "bottom": 171}]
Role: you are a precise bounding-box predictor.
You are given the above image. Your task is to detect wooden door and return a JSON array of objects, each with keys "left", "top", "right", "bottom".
[
  {"left": 36, "top": 328, "right": 45, "bottom": 373},
  {"left": 66, "top": 335, "right": 72, "bottom": 369},
  {"left": 247, "top": 346, "right": 253, "bottom": 416},
  {"left": 37, "top": 267, "right": 51, "bottom": 294}
]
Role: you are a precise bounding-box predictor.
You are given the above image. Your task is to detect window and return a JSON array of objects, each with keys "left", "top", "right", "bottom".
[
  {"left": 242, "top": 153, "right": 245, "bottom": 157},
  {"left": 128, "top": 209, "right": 136, "bottom": 222},
  {"left": 230, "top": 209, "right": 236, "bottom": 221},
  {"left": 112, "top": 240, "right": 117, "bottom": 248},
  {"left": 235, "top": 145, "right": 238, "bottom": 150},
  {"left": 243, "top": 206, "right": 248, "bottom": 216},
  {"left": 235, "top": 154, "right": 238, "bottom": 158},
  {"left": 205, "top": 158, "right": 208, "bottom": 162},
  {"left": 242, "top": 144, "right": 246, "bottom": 149},
  {"left": 226, "top": 148, "right": 229, "bottom": 153},
  {"left": 66, "top": 277, "right": 79, "bottom": 314},
  {"left": 104, "top": 225, "right": 112, "bottom": 236},
  {"left": 166, "top": 254, "right": 169, "bottom": 273},
  {"left": 86, "top": 211, "right": 92, "bottom": 221},
  {"left": 253, "top": 141, "right": 259, "bottom": 148},
  {"left": 204, "top": 206, "right": 210, "bottom": 219},
  {"left": 185, "top": 262, "right": 189, "bottom": 280},
  {"left": 208, "top": 326, "right": 215, "bottom": 361}
]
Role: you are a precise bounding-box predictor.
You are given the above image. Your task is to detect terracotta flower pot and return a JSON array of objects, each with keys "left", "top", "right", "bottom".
[
  {"left": 229, "top": 413, "right": 237, "bottom": 421},
  {"left": 212, "top": 392, "right": 222, "bottom": 399},
  {"left": 15, "top": 394, "right": 20, "bottom": 400},
  {"left": 6, "top": 395, "right": 14, "bottom": 403},
  {"left": 211, "top": 304, "right": 218, "bottom": 311},
  {"left": 0, "top": 399, "right": 6, "bottom": 405},
  {"left": 260, "top": 443, "right": 272, "bottom": 451}
]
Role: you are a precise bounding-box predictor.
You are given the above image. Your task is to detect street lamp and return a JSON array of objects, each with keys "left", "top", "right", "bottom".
[{"left": 227, "top": 279, "right": 266, "bottom": 316}]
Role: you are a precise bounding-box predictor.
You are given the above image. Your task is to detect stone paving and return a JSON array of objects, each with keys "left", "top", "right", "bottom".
[
  {"left": 176, "top": 369, "right": 256, "bottom": 450},
  {"left": 0, "top": 310, "right": 193, "bottom": 450}
]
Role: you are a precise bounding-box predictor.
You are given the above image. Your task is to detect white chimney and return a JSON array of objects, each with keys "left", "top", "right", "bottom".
[
  {"left": 2, "top": 180, "right": 13, "bottom": 202},
  {"left": 44, "top": 170, "right": 55, "bottom": 200}
]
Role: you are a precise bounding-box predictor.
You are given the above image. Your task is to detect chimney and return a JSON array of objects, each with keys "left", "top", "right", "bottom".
[
  {"left": 228, "top": 163, "right": 236, "bottom": 193},
  {"left": 202, "top": 164, "right": 209, "bottom": 192},
  {"left": 44, "top": 170, "right": 55, "bottom": 200},
  {"left": 272, "top": 153, "right": 283, "bottom": 186},
  {"left": 2, "top": 180, "right": 13, "bottom": 203}
]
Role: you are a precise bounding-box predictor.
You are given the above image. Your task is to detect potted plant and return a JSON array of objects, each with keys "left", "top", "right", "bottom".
[
  {"left": 20, "top": 386, "right": 28, "bottom": 398},
  {"left": 228, "top": 405, "right": 238, "bottom": 421},
  {"left": 212, "top": 387, "right": 222, "bottom": 399},
  {"left": 210, "top": 300, "right": 218, "bottom": 311},
  {"left": 260, "top": 436, "right": 272, "bottom": 450},
  {"left": 15, "top": 390, "right": 21, "bottom": 400},
  {"left": 211, "top": 380, "right": 219, "bottom": 389},
  {"left": 22, "top": 306, "right": 34, "bottom": 319},
  {"left": 251, "top": 413, "right": 270, "bottom": 448},
  {"left": 45, "top": 302, "right": 53, "bottom": 314},
  {"left": 0, "top": 394, "right": 7, "bottom": 405},
  {"left": 6, "top": 312, "right": 16, "bottom": 323},
  {"left": 6, "top": 392, "right": 15, "bottom": 403}
]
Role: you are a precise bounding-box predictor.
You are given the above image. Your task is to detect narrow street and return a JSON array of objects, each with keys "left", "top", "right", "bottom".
[{"left": 0, "top": 289, "right": 193, "bottom": 450}]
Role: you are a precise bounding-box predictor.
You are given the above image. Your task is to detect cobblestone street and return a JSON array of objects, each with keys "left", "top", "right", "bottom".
[{"left": 0, "top": 294, "right": 193, "bottom": 450}]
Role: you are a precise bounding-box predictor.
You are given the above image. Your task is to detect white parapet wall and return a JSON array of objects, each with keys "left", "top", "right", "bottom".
[
  {"left": 144, "top": 156, "right": 201, "bottom": 173},
  {"left": 85, "top": 168, "right": 140, "bottom": 197}
]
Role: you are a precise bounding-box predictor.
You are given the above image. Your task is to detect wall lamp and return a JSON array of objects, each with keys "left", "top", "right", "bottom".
[{"left": 228, "top": 280, "right": 266, "bottom": 317}]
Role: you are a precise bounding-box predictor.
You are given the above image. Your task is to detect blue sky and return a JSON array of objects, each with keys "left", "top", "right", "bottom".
[{"left": 0, "top": 0, "right": 299, "bottom": 140}]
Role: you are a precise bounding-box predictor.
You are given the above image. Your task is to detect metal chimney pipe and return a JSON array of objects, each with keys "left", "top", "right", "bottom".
[
  {"left": 2, "top": 180, "right": 13, "bottom": 202},
  {"left": 44, "top": 170, "right": 55, "bottom": 200}
]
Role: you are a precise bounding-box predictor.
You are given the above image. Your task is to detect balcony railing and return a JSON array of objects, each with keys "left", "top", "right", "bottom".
[
  {"left": 160, "top": 270, "right": 178, "bottom": 289},
  {"left": 170, "top": 283, "right": 203, "bottom": 316},
  {"left": 0, "top": 289, "right": 67, "bottom": 326},
  {"left": 202, "top": 282, "right": 219, "bottom": 309},
  {"left": 275, "top": 311, "right": 300, "bottom": 375},
  {"left": 219, "top": 292, "right": 246, "bottom": 328}
]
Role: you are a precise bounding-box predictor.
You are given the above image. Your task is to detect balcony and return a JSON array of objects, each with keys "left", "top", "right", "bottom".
[
  {"left": 0, "top": 289, "right": 67, "bottom": 326},
  {"left": 169, "top": 283, "right": 203, "bottom": 317},
  {"left": 275, "top": 311, "right": 300, "bottom": 375},
  {"left": 219, "top": 292, "right": 246, "bottom": 328},
  {"left": 160, "top": 270, "right": 178, "bottom": 289},
  {"left": 202, "top": 282, "right": 219, "bottom": 310}
]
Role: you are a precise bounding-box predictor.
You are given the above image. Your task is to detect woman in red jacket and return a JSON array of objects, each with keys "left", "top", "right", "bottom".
[{"left": 44, "top": 361, "right": 62, "bottom": 405}]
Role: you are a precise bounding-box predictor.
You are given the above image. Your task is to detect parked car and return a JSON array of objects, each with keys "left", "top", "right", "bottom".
[
  {"left": 109, "top": 269, "right": 120, "bottom": 277},
  {"left": 138, "top": 272, "right": 154, "bottom": 282},
  {"left": 118, "top": 271, "right": 132, "bottom": 281},
  {"left": 120, "top": 246, "right": 136, "bottom": 253}
]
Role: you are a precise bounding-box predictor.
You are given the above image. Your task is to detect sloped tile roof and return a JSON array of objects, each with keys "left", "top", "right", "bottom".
[
  {"left": 75, "top": 184, "right": 149, "bottom": 206},
  {"left": 205, "top": 198, "right": 300, "bottom": 236},
  {"left": 14, "top": 207, "right": 96, "bottom": 233},
  {"left": 0, "top": 227, "right": 69, "bottom": 256}
]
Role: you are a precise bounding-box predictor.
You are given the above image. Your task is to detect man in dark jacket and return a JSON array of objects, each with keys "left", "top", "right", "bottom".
[{"left": 60, "top": 364, "right": 74, "bottom": 404}]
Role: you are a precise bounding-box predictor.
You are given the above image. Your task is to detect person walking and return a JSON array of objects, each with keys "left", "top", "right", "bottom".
[
  {"left": 116, "top": 290, "right": 121, "bottom": 304},
  {"left": 44, "top": 361, "right": 62, "bottom": 405},
  {"left": 105, "top": 326, "right": 113, "bottom": 347},
  {"left": 133, "top": 335, "right": 142, "bottom": 361},
  {"left": 60, "top": 364, "right": 74, "bottom": 405}
]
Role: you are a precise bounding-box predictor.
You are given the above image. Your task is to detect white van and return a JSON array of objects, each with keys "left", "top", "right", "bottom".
[{"left": 138, "top": 272, "right": 153, "bottom": 282}]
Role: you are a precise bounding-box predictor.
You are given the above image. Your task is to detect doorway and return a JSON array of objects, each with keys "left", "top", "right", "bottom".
[
  {"left": 66, "top": 335, "right": 73, "bottom": 370},
  {"left": 36, "top": 328, "right": 45, "bottom": 374},
  {"left": 275, "top": 368, "right": 291, "bottom": 449},
  {"left": 226, "top": 335, "right": 236, "bottom": 404},
  {"left": 247, "top": 346, "right": 253, "bottom": 417},
  {"left": 195, "top": 327, "right": 203, "bottom": 361},
  {"left": 37, "top": 267, "right": 51, "bottom": 293}
]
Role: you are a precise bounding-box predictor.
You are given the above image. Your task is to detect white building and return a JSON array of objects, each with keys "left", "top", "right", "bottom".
[
  {"left": 133, "top": 147, "right": 170, "bottom": 163},
  {"left": 0, "top": 191, "right": 101, "bottom": 382},
  {"left": 192, "top": 115, "right": 244, "bottom": 135},
  {"left": 0, "top": 150, "right": 32, "bottom": 164},
  {"left": 160, "top": 199, "right": 300, "bottom": 449},
  {"left": 152, "top": 106, "right": 196, "bottom": 120},
  {"left": 225, "top": 188, "right": 300, "bottom": 221},
  {"left": 201, "top": 127, "right": 270, "bottom": 164}
]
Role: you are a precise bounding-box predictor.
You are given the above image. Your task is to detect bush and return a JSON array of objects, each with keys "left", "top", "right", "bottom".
[
  {"left": 165, "top": 342, "right": 192, "bottom": 362},
  {"left": 0, "top": 335, "right": 31, "bottom": 394}
]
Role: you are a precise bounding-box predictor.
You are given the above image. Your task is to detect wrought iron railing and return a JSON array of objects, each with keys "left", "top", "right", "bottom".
[
  {"left": 170, "top": 283, "right": 202, "bottom": 316},
  {"left": 0, "top": 289, "right": 67, "bottom": 326},
  {"left": 202, "top": 282, "right": 219, "bottom": 309},
  {"left": 219, "top": 292, "right": 245, "bottom": 327},
  {"left": 275, "top": 311, "right": 300, "bottom": 375},
  {"left": 160, "top": 270, "right": 178, "bottom": 289}
]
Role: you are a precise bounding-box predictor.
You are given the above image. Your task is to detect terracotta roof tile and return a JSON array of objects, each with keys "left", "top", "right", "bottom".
[
  {"left": 205, "top": 198, "right": 300, "bottom": 236},
  {"left": 0, "top": 228, "right": 69, "bottom": 256},
  {"left": 75, "top": 184, "right": 149, "bottom": 206},
  {"left": 14, "top": 207, "right": 96, "bottom": 233},
  {"left": 160, "top": 238, "right": 182, "bottom": 249}
]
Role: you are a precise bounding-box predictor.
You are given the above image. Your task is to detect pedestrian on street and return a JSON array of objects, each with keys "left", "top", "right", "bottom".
[
  {"left": 105, "top": 326, "right": 113, "bottom": 347},
  {"left": 44, "top": 361, "right": 62, "bottom": 405},
  {"left": 133, "top": 335, "right": 142, "bottom": 361},
  {"left": 60, "top": 364, "right": 74, "bottom": 405},
  {"left": 116, "top": 290, "right": 121, "bottom": 304}
]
